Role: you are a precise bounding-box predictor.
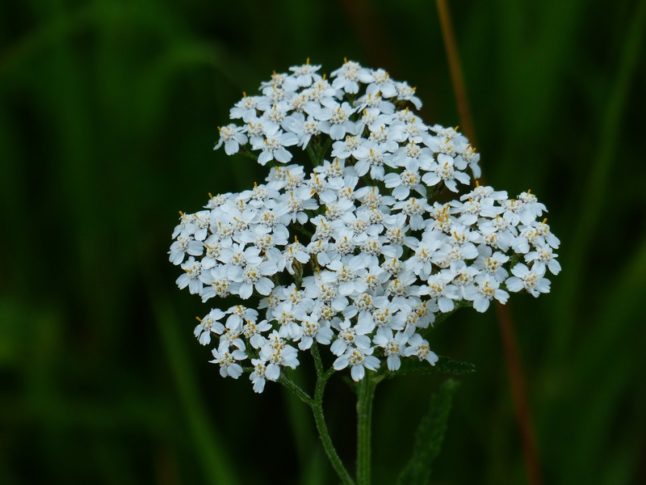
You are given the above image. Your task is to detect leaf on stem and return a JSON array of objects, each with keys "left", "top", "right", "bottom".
[
  {"left": 390, "top": 356, "right": 476, "bottom": 378},
  {"left": 396, "top": 379, "right": 460, "bottom": 485}
]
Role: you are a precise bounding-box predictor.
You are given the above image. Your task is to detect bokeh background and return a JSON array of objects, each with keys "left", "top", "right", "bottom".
[{"left": 1, "top": 0, "right": 645, "bottom": 483}]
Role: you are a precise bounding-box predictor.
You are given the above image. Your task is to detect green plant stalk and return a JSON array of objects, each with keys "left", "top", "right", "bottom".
[
  {"left": 356, "top": 377, "right": 377, "bottom": 485},
  {"left": 312, "top": 367, "right": 354, "bottom": 485},
  {"left": 279, "top": 345, "right": 355, "bottom": 485}
]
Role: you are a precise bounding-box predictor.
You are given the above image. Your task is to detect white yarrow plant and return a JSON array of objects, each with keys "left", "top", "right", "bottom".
[{"left": 169, "top": 60, "right": 561, "bottom": 485}]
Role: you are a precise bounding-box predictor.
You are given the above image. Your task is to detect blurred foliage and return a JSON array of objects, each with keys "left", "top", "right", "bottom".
[
  {"left": 1, "top": 0, "right": 645, "bottom": 483},
  {"left": 397, "top": 378, "right": 459, "bottom": 485}
]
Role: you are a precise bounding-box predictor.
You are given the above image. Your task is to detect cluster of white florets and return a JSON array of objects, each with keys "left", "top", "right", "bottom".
[{"left": 169, "top": 60, "right": 561, "bottom": 393}]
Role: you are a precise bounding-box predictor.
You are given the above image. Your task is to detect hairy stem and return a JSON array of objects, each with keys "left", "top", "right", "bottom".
[
  {"left": 312, "top": 366, "right": 355, "bottom": 485},
  {"left": 356, "top": 376, "right": 377, "bottom": 485},
  {"left": 311, "top": 343, "right": 325, "bottom": 377},
  {"left": 279, "top": 374, "right": 312, "bottom": 406},
  {"left": 280, "top": 347, "right": 357, "bottom": 484}
]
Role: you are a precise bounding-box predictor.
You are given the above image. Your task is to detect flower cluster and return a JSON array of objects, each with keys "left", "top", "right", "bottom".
[{"left": 170, "top": 60, "right": 560, "bottom": 392}]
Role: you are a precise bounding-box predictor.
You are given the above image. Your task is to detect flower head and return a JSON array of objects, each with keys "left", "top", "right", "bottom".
[{"left": 171, "top": 60, "right": 561, "bottom": 392}]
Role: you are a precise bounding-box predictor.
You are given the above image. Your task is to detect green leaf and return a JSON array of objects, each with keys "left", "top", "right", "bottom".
[
  {"left": 397, "top": 379, "right": 460, "bottom": 485},
  {"left": 149, "top": 290, "right": 241, "bottom": 485}
]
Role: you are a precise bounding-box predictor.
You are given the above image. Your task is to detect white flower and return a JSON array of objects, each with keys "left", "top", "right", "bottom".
[
  {"left": 282, "top": 239, "right": 310, "bottom": 274},
  {"left": 215, "top": 124, "right": 248, "bottom": 155},
  {"left": 200, "top": 265, "right": 234, "bottom": 301},
  {"left": 384, "top": 159, "right": 425, "bottom": 200},
  {"left": 353, "top": 141, "right": 390, "bottom": 180},
  {"left": 331, "top": 60, "right": 373, "bottom": 94},
  {"left": 505, "top": 263, "right": 551, "bottom": 297},
  {"left": 373, "top": 329, "right": 409, "bottom": 371},
  {"left": 252, "top": 124, "right": 299, "bottom": 165},
  {"left": 288, "top": 62, "right": 321, "bottom": 87},
  {"left": 422, "top": 153, "right": 471, "bottom": 192},
  {"left": 526, "top": 244, "right": 561, "bottom": 275},
  {"left": 324, "top": 255, "right": 370, "bottom": 296},
  {"left": 259, "top": 332, "right": 299, "bottom": 375},
  {"left": 191, "top": 210, "right": 211, "bottom": 241},
  {"left": 464, "top": 274, "right": 509, "bottom": 312},
  {"left": 219, "top": 243, "right": 262, "bottom": 269},
  {"left": 366, "top": 68, "right": 397, "bottom": 98},
  {"left": 331, "top": 134, "right": 365, "bottom": 160},
  {"left": 316, "top": 101, "right": 356, "bottom": 140},
  {"left": 223, "top": 305, "right": 258, "bottom": 334},
  {"left": 249, "top": 358, "right": 269, "bottom": 393},
  {"left": 176, "top": 257, "right": 203, "bottom": 295},
  {"left": 404, "top": 334, "right": 439, "bottom": 365},
  {"left": 173, "top": 60, "right": 560, "bottom": 392},
  {"left": 210, "top": 343, "right": 246, "bottom": 379},
  {"left": 299, "top": 315, "right": 334, "bottom": 350},
  {"left": 229, "top": 261, "right": 276, "bottom": 299},
  {"left": 395, "top": 81, "right": 422, "bottom": 109},
  {"left": 406, "top": 237, "right": 443, "bottom": 279},
  {"left": 333, "top": 346, "right": 380, "bottom": 381},
  {"left": 330, "top": 318, "right": 373, "bottom": 356},
  {"left": 272, "top": 300, "right": 303, "bottom": 340},
  {"left": 194, "top": 309, "right": 226, "bottom": 345},
  {"left": 474, "top": 246, "right": 509, "bottom": 282},
  {"left": 169, "top": 235, "right": 203, "bottom": 265},
  {"left": 425, "top": 272, "right": 460, "bottom": 313},
  {"left": 244, "top": 318, "right": 272, "bottom": 349},
  {"left": 230, "top": 95, "right": 270, "bottom": 121},
  {"left": 200, "top": 236, "right": 230, "bottom": 270}
]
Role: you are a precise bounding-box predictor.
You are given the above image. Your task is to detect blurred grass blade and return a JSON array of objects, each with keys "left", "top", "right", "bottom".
[
  {"left": 553, "top": 0, "right": 646, "bottom": 355},
  {"left": 563, "top": 238, "right": 646, "bottom": 483},
  {"left": 397, "top": 379, "right": 459, "bottom": 485},
  {"left": 150, "top": 290, "right": 240, "bottom": 485}
]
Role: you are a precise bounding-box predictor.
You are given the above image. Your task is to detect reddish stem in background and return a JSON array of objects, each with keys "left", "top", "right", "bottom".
[
  {"left": 435, "top": 0, "right": 476, "bottom": 146},
  {"left": 495, "top": 304, "right": 543, "bottom": 485},
  {"left": 435, "top": 1, "right": 543, "bottom": 485},
  {"left": 339, "top": 0, "right": 397, "bottom": 70}
]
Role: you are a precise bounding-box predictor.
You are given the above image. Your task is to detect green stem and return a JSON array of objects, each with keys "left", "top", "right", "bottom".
[
  {"left": 312, "top": 367, "right": 355, "bottom": 485},
  {"left": 311, "top": 343, "right": 325, "bottom": 377},
  {"left": 279, "top": 375, "right": 313, "bottom": 406},
  {"left": 281, "top": 346, "right": 354, "bottom": 484},
  {"left": 356, "top": 377, "right": 377, "bottom": 485}
]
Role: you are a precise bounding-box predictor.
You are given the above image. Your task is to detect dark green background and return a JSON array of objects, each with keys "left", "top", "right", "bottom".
[{"left": 1, "top": 0, "right": 645, "bottom": 483}]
